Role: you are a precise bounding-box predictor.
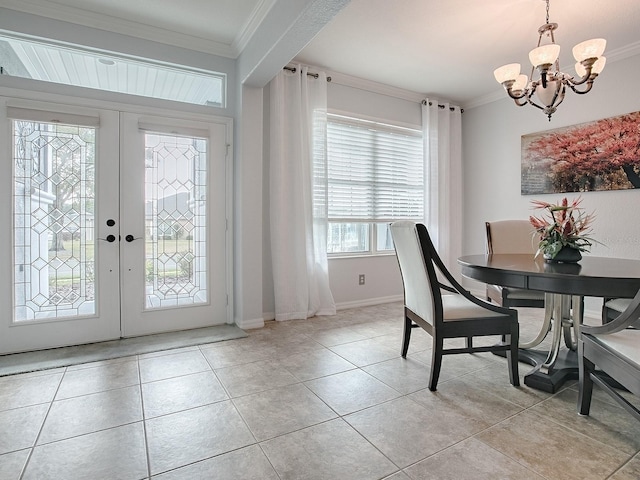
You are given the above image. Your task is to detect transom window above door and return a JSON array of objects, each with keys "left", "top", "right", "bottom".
[{"left": 0, "top": 33, "right": 226, "bottom": 107}]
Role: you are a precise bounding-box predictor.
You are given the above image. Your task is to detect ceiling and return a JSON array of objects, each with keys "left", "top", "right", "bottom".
[{"left": 3, "top": 0, "right": 640, "bottom": 107}]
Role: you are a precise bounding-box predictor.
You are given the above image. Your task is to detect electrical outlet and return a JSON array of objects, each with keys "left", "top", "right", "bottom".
[{"left": 358, "top": 274, "right": 365, "bottom": 285}]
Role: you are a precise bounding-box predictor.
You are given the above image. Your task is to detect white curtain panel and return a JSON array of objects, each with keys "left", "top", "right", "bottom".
[
  {"left": 269, "top": 65, "right": 336, "bottom": 321},
  {"left": 422, "top": 99, "right": 463, "bottom": 275}
]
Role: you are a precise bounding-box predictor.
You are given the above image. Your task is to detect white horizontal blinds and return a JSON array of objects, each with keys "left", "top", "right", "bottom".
[
  {"left": 327, "top": 114, "right": 424, "bottom": 222},
  {"left": 312, "top": 109, "right": 329, "bottom": 219}
]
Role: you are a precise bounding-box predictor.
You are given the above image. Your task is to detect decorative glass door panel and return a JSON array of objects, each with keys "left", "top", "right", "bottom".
[
  {"left": 13, "top": 120, "right": 96, "bottom": 321},
  {"left": 0, "top": 100, "right": 120, "bottom": 354},
  {"left": 119, "top": 113, "right": 229, "bottom": 338},
  {"left": 144, "top": 132, "right": 208, "bottom": 309}
]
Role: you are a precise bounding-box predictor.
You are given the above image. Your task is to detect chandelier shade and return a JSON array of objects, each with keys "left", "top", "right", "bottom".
[
  {"left": 493, "top": 0, "right": 606, "bottom": 120},
  {"left": 512, "top": 74, "right": 528, "bottom": 92},
  {"left": 572, "top": 39, "right": 606, "bottom": 62},
  {"left": 529, "top": 44, "right": 560, "bottom": 68}
]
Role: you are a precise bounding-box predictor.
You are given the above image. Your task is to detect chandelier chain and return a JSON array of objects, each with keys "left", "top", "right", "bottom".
[{"left": 545, "top": 0, "right": 550, "bottom": 25}]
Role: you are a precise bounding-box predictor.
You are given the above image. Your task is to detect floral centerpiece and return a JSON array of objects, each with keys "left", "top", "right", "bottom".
[{"left": 529, "top": 197, "right": 597, "bottom": 262}]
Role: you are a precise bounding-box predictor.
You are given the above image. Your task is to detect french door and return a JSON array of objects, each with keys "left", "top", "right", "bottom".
[
  {"left": 0, "top": 99, "right": 230, "bottom": 354},
  {"left": 119, "top": 112, "right": 228, "bottom": 337}
]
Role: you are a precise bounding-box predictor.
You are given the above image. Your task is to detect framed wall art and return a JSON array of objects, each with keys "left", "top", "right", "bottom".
[{"left": 521, "top": 111, "right": 640, "bottom": 195}]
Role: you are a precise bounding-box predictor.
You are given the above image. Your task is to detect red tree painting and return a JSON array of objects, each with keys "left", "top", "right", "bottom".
[{"left": 521, "top": 111, "right": 640, "bottom": 195}]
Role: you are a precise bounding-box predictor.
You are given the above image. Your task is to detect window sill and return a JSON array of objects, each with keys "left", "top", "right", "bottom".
[{"left": 328, "top": 252, "right": 396, "bottom": 260}]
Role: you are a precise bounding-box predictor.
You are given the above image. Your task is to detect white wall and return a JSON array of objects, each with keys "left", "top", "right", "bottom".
[
  {"left": 233, "top": 85, "right": 265, "bottom": 329},
  {"left": 262, "top": 79, "right": 422, "bottom": 318},
  {"left": 462, "top": 53, "right": 640, "bottom": 316},
  {"left": 326, "top": 83, "right": 420, "bottom": 310}
]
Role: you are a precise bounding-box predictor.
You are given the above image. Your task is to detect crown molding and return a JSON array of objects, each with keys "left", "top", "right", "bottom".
[
  {"left": 607, "top": 39, "right": 640, "bottom": 63},
  {"left": 462, "top": 90, "right": 506, "bottom": 111},
  {"left": 0, "top": 0, "right": 236, "bottom": 58},
  {"left": 231, "top": 0, "right": 277, "bottom": 56}
]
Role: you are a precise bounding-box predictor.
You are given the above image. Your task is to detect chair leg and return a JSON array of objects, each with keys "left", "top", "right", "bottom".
[
  {"left": 429, "top": 337, "right": 444, "bottom": 391},
  {"left": 401, "top": 314, "right": 412, "bottom": 358},
  {"left": 578, "top": 345, "right": 594, "bottom": 415},
  {"left": 507, "top": 323, "right": 520, "bottom": 387}
]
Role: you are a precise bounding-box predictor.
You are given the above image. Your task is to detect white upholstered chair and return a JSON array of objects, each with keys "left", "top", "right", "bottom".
[
  {"left": 578, "top": 289, "right": 640, "bottom": 421},
  {"left": 603, "top": 298, "right": 633, "bottom": 323},
  {"left": 485, "top": 219, "right": 586, "bottom": 351},
  {"left": 391, "top": 221, "right": 520, "bottom": 391},
  {"left": 485, "top": 220, "right": 545, "bottom": 308}
]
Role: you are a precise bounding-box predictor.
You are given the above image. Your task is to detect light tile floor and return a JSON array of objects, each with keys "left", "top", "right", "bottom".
[{"left": 1, "top": 302, "right": 640, "bottom": 479}]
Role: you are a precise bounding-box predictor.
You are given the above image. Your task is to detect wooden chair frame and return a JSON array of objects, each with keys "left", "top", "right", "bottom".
[
  {"left": 392, "top": 222, "right": 520, "bottom": 391},
  {"left": 578, "top": 289, "right": 640, "bottom": 420}
]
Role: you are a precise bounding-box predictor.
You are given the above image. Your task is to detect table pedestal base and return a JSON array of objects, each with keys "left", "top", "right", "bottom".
[
  {"left": 519, "top": 348, "right": 578, "bottom": 393},
  {"left": 493, "top": 348, "right": 578, "bottom": 393},
  {"left": 508, "top": 293, "right": 581, "bottom": 393}
]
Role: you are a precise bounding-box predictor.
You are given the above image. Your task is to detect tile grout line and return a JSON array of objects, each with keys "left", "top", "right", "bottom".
[
  {"left": 2, "top": 305, "right": 634, "bottom": 479},
  {"left": 136, "top": 354, "right": 153, "bottom": 480},
  {"left": 18, "top": 366, "right": 68, "bottom": 480}
]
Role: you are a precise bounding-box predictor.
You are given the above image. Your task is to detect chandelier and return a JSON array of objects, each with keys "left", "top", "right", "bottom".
[{"left": 493, "top": 0, "right": 606, "bottom": 121}]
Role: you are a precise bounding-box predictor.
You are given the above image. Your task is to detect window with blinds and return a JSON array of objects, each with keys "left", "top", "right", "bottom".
[{"left": 326, "top": 113, "right": 424, "bottom": 254}]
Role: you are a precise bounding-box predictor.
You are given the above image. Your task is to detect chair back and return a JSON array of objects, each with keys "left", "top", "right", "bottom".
[
  {"left": 391, "top": 221, "right": 440, "bottom": 326},
  {"left": 486, "top": 220, "right": 537, "bottom": 255}
]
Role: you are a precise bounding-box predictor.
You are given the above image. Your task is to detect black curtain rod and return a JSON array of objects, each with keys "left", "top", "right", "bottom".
[
  {"left": 283, "top": 66, "right": 332, "bottom": 82},
  {"left": 422, "top": 99, "right": 462, "bottom": 113},
  {"left": 281, "top": 68, "right": 460, "bottom": 112}
]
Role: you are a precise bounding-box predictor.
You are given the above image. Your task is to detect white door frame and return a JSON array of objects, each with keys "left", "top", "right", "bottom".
[{"left": 0, "top": 88, "right": 233, "bottom": 354}]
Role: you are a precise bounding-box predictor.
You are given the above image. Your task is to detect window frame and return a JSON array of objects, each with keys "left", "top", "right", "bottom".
[
  {"left": 325, "top": 111, "right": 424, "bottom": 257},
  {"left": 0, "top": 32, "right": 226, "bottom": 108}
]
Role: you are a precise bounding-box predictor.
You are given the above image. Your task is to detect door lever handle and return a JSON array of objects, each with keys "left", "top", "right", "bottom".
[
  {"left": 99, "top": 234, "right": 117, "bottom": 243},
  {"left": 125, "top": 235, "right": 141, "bottom": 242}
]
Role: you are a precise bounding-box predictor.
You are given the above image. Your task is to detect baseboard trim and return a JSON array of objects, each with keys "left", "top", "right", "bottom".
[
  {"left": 261, "top": 295, "right": 404, "bottom": 324},
  {"left": 335, "top": 295, "right": 404, "bottom": 311},
  {"left": 235, "top": 317, "right": 265, "bottom": 330},
  {"left": 262, "top": 293, "right": 602, "bottom": 322}
]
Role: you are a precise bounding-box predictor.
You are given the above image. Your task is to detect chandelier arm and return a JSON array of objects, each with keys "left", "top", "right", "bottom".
[
  {"left": 540, "top": 82, "right": 565, "bottom": 111},
  {"left": 525, "top": 81, "right": 543, "bottom": 111},
  {"left": 566, "top": 74, "right": 591, "bottom": 87},
  {"left": 553, "top": 84, "right": 566, "bottom": 107},
  {"left": 526, "top": 82, "right": 566, "bottom": 121},
  {"left": 566, "top": 59, "right": 596, "bottom": 86},
  {"left": 526, "top": 97, "right": 546, "bottom": 112},
  {"left": 501, "top": 79, "right": 528, "bottom": 100},
  {"left": 569, "top": 81, "right": 595, "bottom": 95},
  {"left": 505, "top": 87, "right": 528, "bottom": 101}
]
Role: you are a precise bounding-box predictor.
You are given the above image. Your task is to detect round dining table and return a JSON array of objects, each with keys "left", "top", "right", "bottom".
[{"left": 458, "top": 254, "right": 640, "bottom": 392}]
